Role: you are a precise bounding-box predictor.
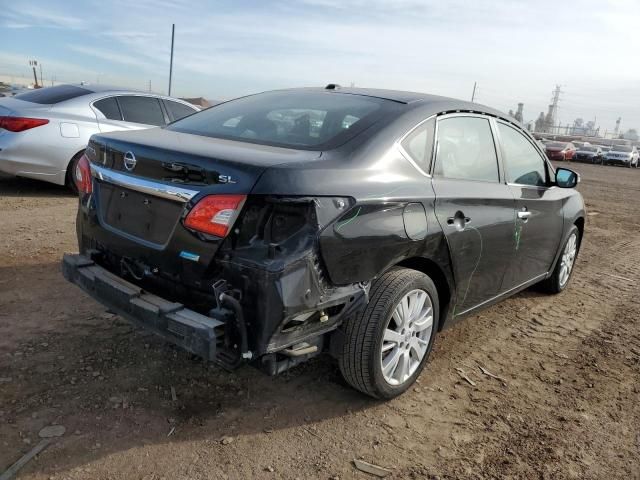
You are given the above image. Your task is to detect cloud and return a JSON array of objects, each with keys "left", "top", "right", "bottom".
[
  {"left": 67, "top": 45, "right": 157, "bottom": 70},
  {"left": 3, "top": 21, "right": 33, "bottom": 29},
  {"left": 2, "top": 4, "right": 84, "bottom": 30},
  {"left": 2, "top": 0, "right": 639, "bottom": 128}
]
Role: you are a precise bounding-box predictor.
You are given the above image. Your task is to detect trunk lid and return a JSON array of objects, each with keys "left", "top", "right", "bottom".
[
  {"left": 87, "top": 128, "right": 321, "bottom": 251},
  {"left": 0, "top": 96, "right": 52, "bottom": 116},
  {"left": 91, "top": 128, "right": 320, "bottom": 184}
]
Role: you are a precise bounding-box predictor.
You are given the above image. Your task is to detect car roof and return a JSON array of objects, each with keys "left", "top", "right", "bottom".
[
  {"left": 78, "top": 83, "right": 146, "bottom": 94},
  {"left": 312, "top": 86, "right": 444, "bottom": 104},
  {"left": 61, "top": 84, "right": 196, "bottom": 105},
  {"left": 61, "top": 84, "right": 194, "bottom": 102},
  {"left": 269, "top": 86, "right": 515, "bottom": 123}
]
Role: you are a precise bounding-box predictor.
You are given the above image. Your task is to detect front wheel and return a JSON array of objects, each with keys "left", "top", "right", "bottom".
[
  {"left": 338, "top": 268, "right": 439, "bottom": 399},
  {"left": 540, "top": 225, "right": 580, "bottom": 294}
]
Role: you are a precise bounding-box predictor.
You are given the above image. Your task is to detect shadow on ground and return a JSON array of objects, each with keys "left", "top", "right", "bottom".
[
  {"left": 0, "top": 263, "right": 376, "bottom": 477},
  {"left": 0, "top": 174, "right": 74, "bottom": 198}
]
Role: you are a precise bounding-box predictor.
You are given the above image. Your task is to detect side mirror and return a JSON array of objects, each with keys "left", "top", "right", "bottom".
[{"left": 556, "top": 167, "right": 579, "bottom": 188}]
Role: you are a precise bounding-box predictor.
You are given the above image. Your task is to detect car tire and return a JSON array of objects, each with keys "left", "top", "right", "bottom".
[
  {"left": 338, "top": 267, "right": 439, "bottom": 399},
  {"left": 539, "top": 225, "right": 581, "bottom": 294},
  {"left": 65, "top": 151, "right": 85, "bottom": 194}
]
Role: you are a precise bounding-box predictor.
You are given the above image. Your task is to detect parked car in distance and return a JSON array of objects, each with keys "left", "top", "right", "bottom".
[
  {"left": 0, "top": 84, "right": 199, "bottom": 190},
  {"left": 604, "top": 145, "right": 639, "bottom": 168},
  {"left": 62, "top": 86, "right": 585, "bottom": 399},
  {"left": 572, "top": 141, "right": 590, "bottom": 149},
  {"left": 545, "top": 141, "right": 576, "bottom": 161},
  {"left": 575, "top": 145, "right": 604, "bottom": 164}
]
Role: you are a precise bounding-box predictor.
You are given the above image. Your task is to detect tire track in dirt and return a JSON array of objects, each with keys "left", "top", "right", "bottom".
[{"left": 1, "top": 165, "right": 639, "bottom": 479}]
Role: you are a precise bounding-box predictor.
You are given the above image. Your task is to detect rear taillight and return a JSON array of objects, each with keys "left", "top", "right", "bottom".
[
  {"left": 0, "top": 116, "right": 49, "bottom": 132},
  {"left": 184, "top": 194, "right": 246, "bottom": 237},
  {"left": 74, "top": 154, "right": 93, "bottom": 194}
]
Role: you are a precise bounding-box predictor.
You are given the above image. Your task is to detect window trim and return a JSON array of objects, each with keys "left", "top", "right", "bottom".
[
  {"left": 494, "top": 119, "right": 554, "bottom": 189},
  {"left": 396, "top": 114, "right": 437, "bottom": 177},
  {"left": 431, "top": 112, "right": 503, "bottom": 184}
]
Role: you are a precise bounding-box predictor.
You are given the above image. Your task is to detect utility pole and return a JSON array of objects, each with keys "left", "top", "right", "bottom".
[
  {"left": 39, "top": 63, "right": 43, "bottom": 87},
  {"left": 168, "top": 24, "right": 175, "bottom": 96},
  {"left": 471, "top": 81, "right": 477, "bottom": 102},
  {"left": 148, "top": 79, "right": 152, "bottom": 92},
  {"left": 28, "top": 60, "right": 39, "bottom": 87}
]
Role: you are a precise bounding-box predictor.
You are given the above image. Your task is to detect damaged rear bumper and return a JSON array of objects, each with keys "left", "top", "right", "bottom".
[{"left": 62, "top": 253, "right": 224, "bottom": 362}]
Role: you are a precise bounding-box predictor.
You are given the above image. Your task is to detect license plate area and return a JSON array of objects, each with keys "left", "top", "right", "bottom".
[{"left": 97, "top": 181, "right": 183, "bottom": 246}]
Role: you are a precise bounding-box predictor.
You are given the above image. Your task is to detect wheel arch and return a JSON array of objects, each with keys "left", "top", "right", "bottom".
[
  {"left": 64, "top": 149, "right": 87, "bottom": 189},
  {"left": 574, "top": 216, "right": 585, "bottom": 245},
  {"left": 394, "top": 256, "right": 452, "bottom": 331}
]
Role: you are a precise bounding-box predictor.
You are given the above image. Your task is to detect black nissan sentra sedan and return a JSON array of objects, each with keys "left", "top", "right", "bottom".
[{"left": 63, "top": 86, "right": 585, "bottom": 399}]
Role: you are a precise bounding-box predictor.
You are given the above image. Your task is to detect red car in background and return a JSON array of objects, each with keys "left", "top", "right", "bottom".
[{"left": 545, "top": 142, "right": 576, "bottom": 161}]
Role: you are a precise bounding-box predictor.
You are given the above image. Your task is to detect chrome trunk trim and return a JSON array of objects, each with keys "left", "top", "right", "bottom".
[{"left": 90, "top": 163, "right": 199, "bottom": 203}]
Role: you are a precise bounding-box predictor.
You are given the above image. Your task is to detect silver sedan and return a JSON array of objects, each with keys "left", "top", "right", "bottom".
[{"left": 0, "top": 84, "right": 199, "bottom": 189}]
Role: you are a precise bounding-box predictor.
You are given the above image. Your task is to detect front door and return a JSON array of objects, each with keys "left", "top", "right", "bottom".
[
  {"left": 494, "top": 121, "right": 564, "bottom": 289},
  {"left": 431, "top": 115, "right": 516, "bottom": 315}
]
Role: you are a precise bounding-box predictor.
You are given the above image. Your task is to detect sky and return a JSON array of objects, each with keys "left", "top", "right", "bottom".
[{"left": 1, "top": 0, "right": 639, "bottom": 132}]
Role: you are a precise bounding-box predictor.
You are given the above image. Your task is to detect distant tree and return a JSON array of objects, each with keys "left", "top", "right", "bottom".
[{"left": 623, "top": 129, "right": 639, "bottom": 141}]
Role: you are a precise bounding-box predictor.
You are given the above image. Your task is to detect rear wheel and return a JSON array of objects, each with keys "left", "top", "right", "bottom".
[
  {"left": 338, "top": 268, "right": 439, "bottom": 399},
  {"left": 540, "top": 225, "right": 580, "bottom": 294},
  {"left": 65, "top": 151, "right": 84, "bottom": 194}
]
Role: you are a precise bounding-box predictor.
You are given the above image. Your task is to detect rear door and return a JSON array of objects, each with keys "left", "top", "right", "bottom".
[
  {"left": 495, "top": 121, "right": 564, "bottom": 289},
  {"left": 93, "top": 95, "right": 167, "bottom": 133},
  {"left": 431, "top": 114, "right": 516, "bottom": 315}
]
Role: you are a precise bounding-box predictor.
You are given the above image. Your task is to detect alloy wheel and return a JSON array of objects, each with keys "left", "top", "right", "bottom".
[
  {"left": 559, "top": 233, "right": 578, "bottom": 287},
  {"left": 380, "top": 289, "right": 434, "bottom": 386}
]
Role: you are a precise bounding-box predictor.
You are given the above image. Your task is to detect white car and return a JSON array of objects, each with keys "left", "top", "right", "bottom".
[
  {"left": 0, "top": 84, "right": 199, "bottom": 189},
  {"left": 603, "top": 146, "right": 639, "bottom": 168}
]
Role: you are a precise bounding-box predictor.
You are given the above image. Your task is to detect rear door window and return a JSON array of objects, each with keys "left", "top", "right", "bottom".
[
  {"left": 14, "top": 85, "right": 93, "bottom": 104},
  {"left": 497, "top": 122, "right": 548, "bottom": 187},
  {"left": 163, "top": 100, "right": 196, "bottom": 122},
  {"left": 117, "top": 96, "right": 166, "bottom": 126},
  {"left": 93, "top": 97, "right": 122, "bottom": 120},
  {"left": 434, "top": 116, "right": 499, "bottom": 182}
]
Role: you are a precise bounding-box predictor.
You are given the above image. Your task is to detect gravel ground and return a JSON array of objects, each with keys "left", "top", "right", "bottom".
[{"left": 0, "top": 162, "right": 639, "bottom": 479}]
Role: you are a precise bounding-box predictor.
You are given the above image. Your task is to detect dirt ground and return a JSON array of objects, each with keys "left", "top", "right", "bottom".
[{"left": 0, "top": 162, "right": 638, "bottom": 480}]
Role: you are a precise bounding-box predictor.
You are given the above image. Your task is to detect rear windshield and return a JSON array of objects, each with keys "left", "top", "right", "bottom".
[
  {"left": 14, "top": 85, "right": 93, "bottom": 104},
  {"left": 167, "top": 90, "right": 395, "bottom": 150},
  {"left": 612, "top": 146, "right": 633, "bottom": 152},
  {"left": 580, "top": 146, "right": 598, "bottom": 152},
  {"left": 547, "top": 142, "right": 567, "bottom": 148}
]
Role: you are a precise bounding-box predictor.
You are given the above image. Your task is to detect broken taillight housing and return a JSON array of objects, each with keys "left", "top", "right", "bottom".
[
  {"left": 0, "top": 116, "right": 49, "bottom": 132},
  {"left": 74, "top": 154, "right": 93, "bottom": 194},
  {"left": 184, "top": 194, "right": 247, "bottom": 238}
]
